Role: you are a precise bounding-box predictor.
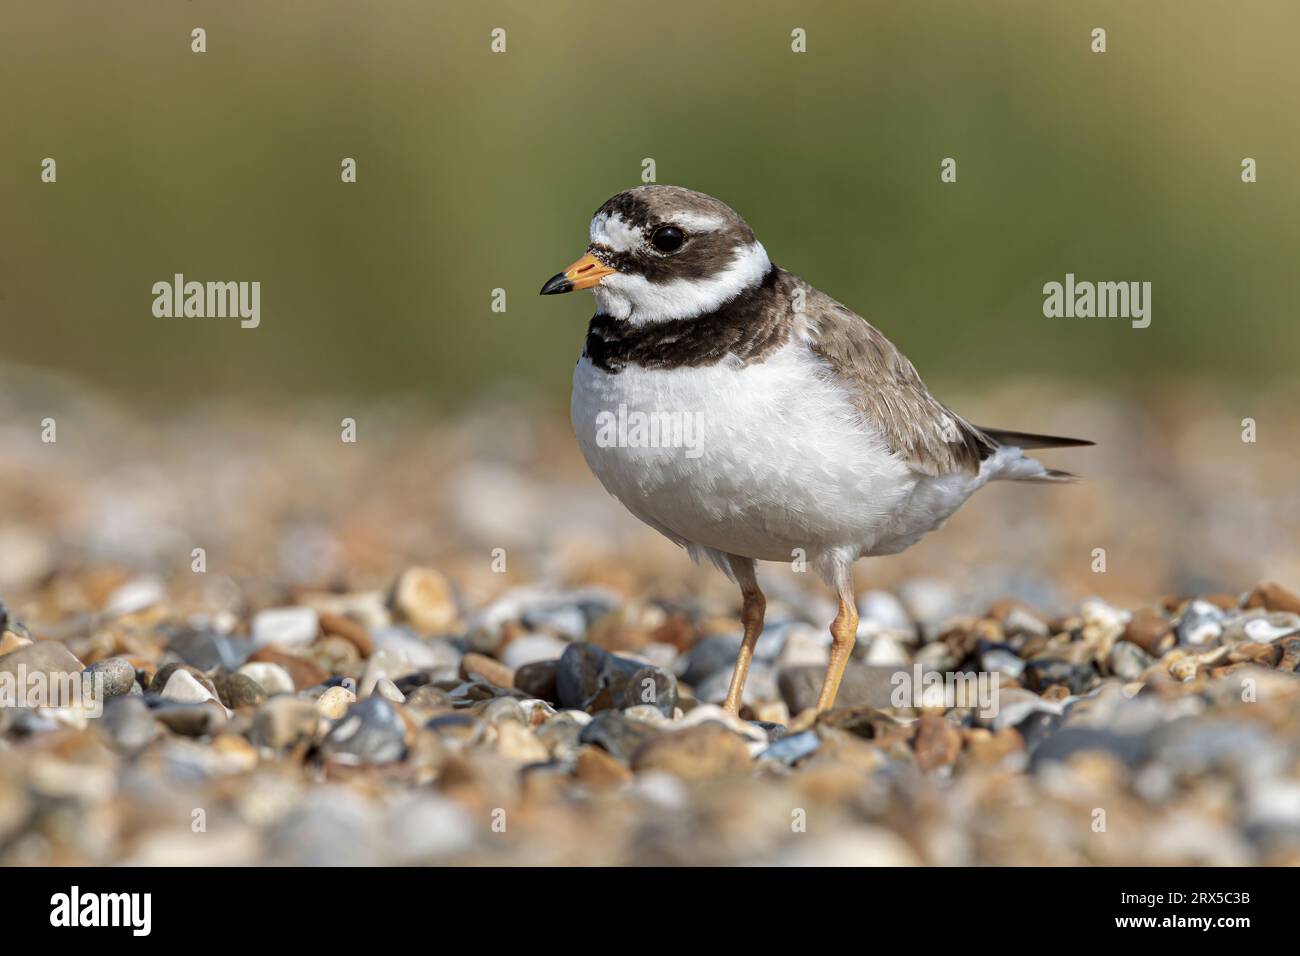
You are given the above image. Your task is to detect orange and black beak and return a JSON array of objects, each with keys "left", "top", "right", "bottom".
[{"left": 539, "top": 250, "right": 618, "bottom": 295}]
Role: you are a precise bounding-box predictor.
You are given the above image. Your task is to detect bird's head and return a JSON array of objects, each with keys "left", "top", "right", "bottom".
[{"left": 540, "top": 185, "right": 771, "bottom": 324}]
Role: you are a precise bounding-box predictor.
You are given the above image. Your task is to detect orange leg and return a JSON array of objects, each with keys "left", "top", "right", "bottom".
[
  {"left": 723, "top": 557, "right": 766, "bottom": 715},
  {"left": 815, "top": 591, "right": 858, "bottom": 712}
]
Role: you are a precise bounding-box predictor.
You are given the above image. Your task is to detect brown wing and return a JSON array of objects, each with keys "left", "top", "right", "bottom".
[{"left": 799, "top": 281, "right": 996, "bottom": 476}]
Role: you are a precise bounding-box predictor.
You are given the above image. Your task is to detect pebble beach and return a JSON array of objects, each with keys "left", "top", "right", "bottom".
[{"left": 2, "top": 369, "right": 1298, "bottom": 866}]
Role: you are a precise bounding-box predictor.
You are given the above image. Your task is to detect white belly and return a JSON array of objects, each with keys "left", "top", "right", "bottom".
[{"left": 570, "top": 341, "right": 933, "bottom": 563}]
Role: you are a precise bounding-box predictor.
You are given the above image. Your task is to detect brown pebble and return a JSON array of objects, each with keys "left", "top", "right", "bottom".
[
  {"left": 649, "top": 612, "right": 695, "bottom": 653},
  {"left": 0, "top": 629, "right": 33, "bottom": 657},
  {"left": 1123, "top": 608, "right": 1174, "bottom": 655},
  {"left": 913, "top": 713, "right": 962, "bottom": 771},
  {"left": 1243, "top": 581, "right": 1300, "bottom": 615},
  {"left": 1201, "top": 593, "right": 1239, "bottom": 611},
  {"left": 246, "top": 647, "right": 328, "bottom": 690},
  {"left": 513, "top": 659, "right": 559, "bottom": 702},
  {"left": 963, "top": 726, "right": 1024, "bottom": 765},
  {"left": 318, "top": 611, "right": 374, "bottom": 657},
  {"left": 575, "top": 745, "right": 633, "bottom": 789},
  {"left": 630, "top": 723, "right": 752, "bottom": 779},
  {"left": 1277, "top": 637, "right": 1300, "bottom": 673},
  {"left": 1228, "top": 642, "right": 1282, "bottom": 666},
  {"left": 461, "top": 652, "right": 515, "bottom": 689}
]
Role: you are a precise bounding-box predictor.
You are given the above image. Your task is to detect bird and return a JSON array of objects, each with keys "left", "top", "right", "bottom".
[{"left": 540, "top": 185, "right": 1091, "bottom": 716}]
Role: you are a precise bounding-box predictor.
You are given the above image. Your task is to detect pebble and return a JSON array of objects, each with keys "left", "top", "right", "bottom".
[
  {"left": 858, "top": 590, "right": 913, "bottom": 632},
  {"left": 159, "top": 668, "right": 220, "bottom": 704},
  {"left": 536, "top": 712, "right": 587, "bottom": 760},
  {"left": 775, "top": 663, "right": 894, "bottom": 715},
  {"left": 0, "top": 641, "right": 84, "bottom": 682},
  {"left": 575, "top": 745, "right": 634, "bottom": 789},
  {"left": 98, "top": 695, "right": 162, "bottom": 750},
  {"left": 863, "top": 635, "right": 910, "bottom": 666},
  {"left": 758, "top": 729, "right": 821, "bottom": 765},
  {"left": 238, "top": 662, "right": 297, "bottom": 696},
  {"left": 513, "top": 659, "right": 559, "bottom": 702},
  {"left": 986, "top": 689, "right": 1065, "bottom": 732},
  {"left": 1108, "top": 640, "right": 1154, "bottom": 680},
  {"left": 384, "top": 794, "right": 474, "bottom": 863},
  {"left": 321, "top": 697, "right": 407, "bottom": 764},
  {"left": 677, "top": 634, "right": 745, "bottom": 685},
  {"left": 251, "top": 607, "right": 320, "bottom": 649},
  {"left": 770, "top": 829, "right": 921, "bottom": 867},
  {"left": 630, "top": 723, "right": 752, "bottom": 779},
  {"left": 103, "top": 576, "right": 166, "bottom": 617},
  {"left": 494, "top": 721, "right": 550, "bottom": 764},
  {"left": 251, "top": 696, "right": 320, "bottom": 749},
  {"left": 555, "top": 641, "right": 677, "bottom": 716},
  {"left": 1022, "top": 659, "right": 1096, "bottom": 695},
  {"left": 1002, "top": 605, "right": 1050, "bottom": 639},
  {"left": 151, "top": 700, "right": 227, "bottom": 737},
  {"left": 1240, "top": 614, "right": 1300, "bottom": 643},
  {"left": 307, "top": 635, "right": 360, "bottom": 674},
  {"left": 476, "top": 697, "right": 525, "bottom": 726},
  {"left": 913, "top": 713, "right": 963, "bottom": 771},
  {"left": 373, "top": 677, "right": 405, "bottom": 703},
  {"left": 500, "top": 633, "right": 568, "bottom": 670},
  {"left": 1243, "top": 581, "right": 1300, "bottom": 615},
  {"left": 578, "top": 711, "right": 659, "bottom": 763},
  {"left": 1081, "top": 599, "right": 1130, "bottom": 645},
  {"left": 1176, "top": 600, "right": 1224, "bottom": 646},
  {"left": 676, "top": 704, "right": 769, "bottom": 746},
  {"left": 245, "top": 647, "right": 327, "bottom": 690},
  {"left": 427, "top": 713, "right": 487, "bottom": 748},
  {"left": 460, "top": 652, "right": 515, "bottom": 689},
  {"left": 315, "top": 685, "right": 356, "bottom": 719},
  {"left": 0, "top": 627, "right": 33, "bottom": 657},
  {"left": 86, "top": 657, "right": 136, "bottom": 698},
  {"left": 1122, "top": 608, "right": 1175, "bottom": 655},
  {"left": 775, "top": 624, "right": 831, "bottom": 668},
  {"left": 212, "top": 671, "right": 267, "bottom": 710},
  {"left": 166, "top": 628, "right": 251, "bottom": 671},
  {"left": 391, "top": 567, "right": 458, "bottom": 635},
  {"left": 318, "top": 611, "right": 374, "bottom": 657},
  {"left": 693, "top": 663, "right": 775, "bottom": 707},
  {"left": 371, "top": 629, "right": 460, "bottom": 672},
  {"left": 980, "top": 646, "right": 1026, "bottom": 679}
]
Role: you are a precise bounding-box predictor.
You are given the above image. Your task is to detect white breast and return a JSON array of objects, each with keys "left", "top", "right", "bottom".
[{"left": 571, "top": 340, "right": 927, "bottom": 564}]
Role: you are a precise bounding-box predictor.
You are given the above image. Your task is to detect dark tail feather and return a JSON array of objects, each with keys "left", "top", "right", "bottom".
[{"left": 976, "top": 427, "right": 1094, "bottom": 450}]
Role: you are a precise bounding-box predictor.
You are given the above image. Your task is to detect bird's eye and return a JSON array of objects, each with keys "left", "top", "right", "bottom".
[{"left": 650, "top": 225, "right": 685, "bottom": 253}]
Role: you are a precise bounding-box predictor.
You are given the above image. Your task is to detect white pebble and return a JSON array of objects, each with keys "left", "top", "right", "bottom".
[
  {"left": 161, "top": 669, "right": 217, "bottom": 704},
  {"left": 252, "top": 607, "right": 320, "bottom": 649},
  {"left": 239, "top": 662, "right": 296, "bottom": 696}
]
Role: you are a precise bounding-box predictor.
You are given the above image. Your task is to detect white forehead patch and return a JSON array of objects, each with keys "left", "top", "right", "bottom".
[
  {"left": 589, "top": 212, "right": 643, "bottom": 253},
  {"left": 590, "top": 209, "right": 729, "bottom": 252},
  {"left": 671, "top": 211, "right": 727, "bottom": 233}
]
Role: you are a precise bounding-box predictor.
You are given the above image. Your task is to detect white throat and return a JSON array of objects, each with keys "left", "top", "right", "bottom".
[{"left": 593, "top": 241, "right": 771, "bottom": 325}]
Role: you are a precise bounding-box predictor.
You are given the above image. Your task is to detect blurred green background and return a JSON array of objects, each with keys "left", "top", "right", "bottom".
[{"left": 3, "top": 0, "right": 1297, "bottom": 409}]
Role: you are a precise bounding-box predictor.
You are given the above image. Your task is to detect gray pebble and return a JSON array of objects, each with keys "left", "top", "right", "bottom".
[{"left": 86, "top": 657, "right": 136, "bottom": 698}]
